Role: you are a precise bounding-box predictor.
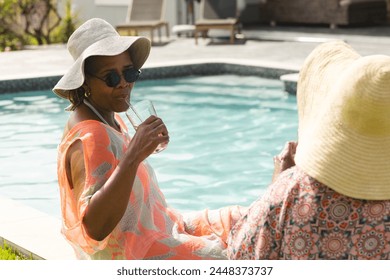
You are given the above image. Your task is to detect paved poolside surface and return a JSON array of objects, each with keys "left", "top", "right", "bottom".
[
  {"left": 1, "top": 24, "right": 390, "bottom": 259},
  {"left": 2, "top": 25, "right": 390, "bottom": 81}
]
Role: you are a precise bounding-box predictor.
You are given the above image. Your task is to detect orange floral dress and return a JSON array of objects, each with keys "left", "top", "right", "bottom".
[{"left": 57, "top": 115, "right": 246, "bottom": 260}]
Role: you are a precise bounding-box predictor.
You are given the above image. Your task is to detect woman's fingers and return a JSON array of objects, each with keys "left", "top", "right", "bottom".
[
  {"left": 132, "top": 116, "right": 169, "bottom": 155},
  {"left": 279, "top": 141, "right": 296, "bottom": 170},
  {"left": 271, "top": 141, "right": 297, "bottom": 183},
  {"left": 144, "top": 116, "right": 169, "bottom": 140},
  {"left": 143, "top": 116, "right": 168, "bottom": 134}
]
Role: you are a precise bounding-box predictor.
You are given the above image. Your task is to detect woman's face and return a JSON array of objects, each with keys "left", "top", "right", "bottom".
[{"left": 84, "top": 51, "right": 135, "bottom": 113}]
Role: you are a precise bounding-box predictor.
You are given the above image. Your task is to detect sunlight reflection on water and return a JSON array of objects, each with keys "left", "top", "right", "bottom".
[{"left": 0, "top": 75, "right": 297, "bottom": 217}]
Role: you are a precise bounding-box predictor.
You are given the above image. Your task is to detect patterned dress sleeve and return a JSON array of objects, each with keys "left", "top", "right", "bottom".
[
  {"left": 58, "top": 121, "right": 126, "bottom": 255},
  {"left": 183, "top": 205, "right": 248, "bottom": 244},
  {"left": 227, "top": 167, "right": 297, "bottom": 259}
]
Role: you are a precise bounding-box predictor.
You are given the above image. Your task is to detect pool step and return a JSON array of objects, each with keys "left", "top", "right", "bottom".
[{"left": 280, "top": 73, "right": 299, "bottom": 95}]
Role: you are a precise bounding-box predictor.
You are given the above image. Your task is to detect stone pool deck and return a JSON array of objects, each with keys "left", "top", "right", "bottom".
[
  {"left": 2, "top": 25, "right": 390, "bottom": 94},
  {"left": 1, "top": 24, "right": 390, "bottom": 259}
]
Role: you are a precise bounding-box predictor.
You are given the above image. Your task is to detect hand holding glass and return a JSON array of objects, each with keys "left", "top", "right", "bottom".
[{"left": 125, "top": 100, "right": 168, "bottom": 153}]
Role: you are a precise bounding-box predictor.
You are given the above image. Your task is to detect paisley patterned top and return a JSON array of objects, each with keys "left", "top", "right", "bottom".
[
  {"left": 227, "top": 166, "right": 390, "bottom": 260},
  {"left": 57, "top": 115, "right": 246, "bottom": 260}
]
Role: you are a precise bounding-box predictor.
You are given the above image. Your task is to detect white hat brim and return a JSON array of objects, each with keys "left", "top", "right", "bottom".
[{"left": 53, "top": 35, "right": 150, "bottom": 99}]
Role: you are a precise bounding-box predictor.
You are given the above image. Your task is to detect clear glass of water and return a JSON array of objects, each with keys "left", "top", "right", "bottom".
[{"left": 125, "top": 99, "right": 168, "bottom": 153}]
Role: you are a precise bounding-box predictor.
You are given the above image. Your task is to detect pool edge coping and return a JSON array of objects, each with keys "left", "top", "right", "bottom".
[
  {"left": 0, "top": 195, "right": 76, "bottom": 260},
  {"left": 0, "top": 59, "right": 300, "bottom": 95}
]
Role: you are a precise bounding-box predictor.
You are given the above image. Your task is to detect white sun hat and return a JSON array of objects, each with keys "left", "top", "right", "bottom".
[
  {"left": 53, "top": 18, "right": 151, "bottom": 100},
  {"left": 295, "top": 40, "right": 390, "bottom": 200}
]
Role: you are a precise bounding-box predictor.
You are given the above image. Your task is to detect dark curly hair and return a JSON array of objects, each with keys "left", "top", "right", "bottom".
[
  {"left": 67, "top": 87, "right": 87, "bottom": 111},
  {"left": 66, "top": 56, "right": 95, "bottom": 111}
]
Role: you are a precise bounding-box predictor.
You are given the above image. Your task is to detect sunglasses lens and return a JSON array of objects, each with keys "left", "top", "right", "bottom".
[
  {"left": 99, "top": 69, "right": 140, "bottom": 87},
  {"left": 124, "top": 68, "right": 140, "bottom": 83},
  {"left": 105, "top": 72, "right": 121, "bottom": 87}
]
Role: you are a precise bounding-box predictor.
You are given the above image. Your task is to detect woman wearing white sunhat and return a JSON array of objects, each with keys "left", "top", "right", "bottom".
[
  {"left": 54, "top": 18, "right": 246, "bottom": 260},
  {"left": 228, "top": 40, "right": 390, "bottom": 260}
]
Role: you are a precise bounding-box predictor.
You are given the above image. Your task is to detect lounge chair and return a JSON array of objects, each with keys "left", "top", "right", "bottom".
[
  {"left": 195, "top": 0, "right": 240, "bottom": 44},
  {"left": 116, "top": 0, "right": 169, "bottom": 44}
]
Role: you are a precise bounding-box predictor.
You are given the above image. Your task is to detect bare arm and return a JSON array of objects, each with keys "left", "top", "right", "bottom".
[{"left": 67, "top": 115, "right": 169, "bottom": 241}]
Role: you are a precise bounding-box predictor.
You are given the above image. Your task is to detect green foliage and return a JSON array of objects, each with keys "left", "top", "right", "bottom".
[
  {"left": 51, "top": 0, "right": 78, "bottom": 43},
  {"left": 18, "top": 0, "right": 63, "bottom": 45},
  {"left": 0, "top": 241, "right": 28, "bottom": 260},
  {"left": 0, "top": 0, "right": 78, "bottom": 50},
  {"left": 0, "top": 31, "right": 22, "bottom": 52},
  {"left": 0, "top": 0, "right": 23, "bottom": 51},
  {"left": 0, "top": 0, "right": 17, "bottom": 14}
]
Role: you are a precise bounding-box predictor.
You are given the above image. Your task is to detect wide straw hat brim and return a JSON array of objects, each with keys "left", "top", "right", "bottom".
[
  {"left": 53, "top": 18, "right": 151, "bottom": 100},
  {"left": 295, "top": 41, "right": 390, "bottom": 200},
  {"left": 296, "top": 40, "right": 360, "bottom": 140}
]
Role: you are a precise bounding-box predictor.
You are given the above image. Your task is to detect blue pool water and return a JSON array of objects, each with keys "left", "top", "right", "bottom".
[{"left": 0, "top": 75, "right": 297, "bottom": 218}]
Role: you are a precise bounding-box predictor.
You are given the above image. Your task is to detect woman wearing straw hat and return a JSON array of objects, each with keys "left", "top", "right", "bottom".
[
  {"left": 227, "top": 40, "right": 390, "bottom": 260},
  {"left": 53, "top": 18, "right": 245, "bottom": 260}
]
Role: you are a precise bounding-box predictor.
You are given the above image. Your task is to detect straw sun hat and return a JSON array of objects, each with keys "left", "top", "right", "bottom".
[
  {"left": 53, "top": 18, "right": 151, "bottom": 99},
  {"left": 295, "top": 40, "right": 390, "bottom": 200}
]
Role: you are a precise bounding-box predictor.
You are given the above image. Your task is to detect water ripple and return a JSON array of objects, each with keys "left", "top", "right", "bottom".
[{"left": 0, "top": 76, "right": 297, "bottom": 217}]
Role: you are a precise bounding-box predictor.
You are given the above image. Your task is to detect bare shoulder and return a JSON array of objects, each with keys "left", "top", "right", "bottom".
[
  {"left": 62, "top": 105, "right": 93, "bottom": 188},
  {"left": 70, "top": 104, "right": 98, "bottom": 129},
  {"left": 63, "top": 104, "right": 100, "bottom": 136}
]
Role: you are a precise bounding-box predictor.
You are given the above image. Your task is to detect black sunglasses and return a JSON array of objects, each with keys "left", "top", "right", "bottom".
[{"left": 87, "top": 68, "right": 141, "bottom": 88}]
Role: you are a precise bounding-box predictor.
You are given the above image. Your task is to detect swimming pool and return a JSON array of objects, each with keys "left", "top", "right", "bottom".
[{"left": 0, "top": 75, "right": 297, "bottom": 218}]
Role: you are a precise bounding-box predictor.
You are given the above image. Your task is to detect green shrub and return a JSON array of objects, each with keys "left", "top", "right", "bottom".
[
  {"left": 0, "top": 241, "right": 28, "bottom": 260},
  {"left": 51, "top": 0, "right": 78, "bottom": 43},
  {"left": 0, "top": 0, "right": 77, "bottom": 50},
  {"left": 0, "top": 33, "right": 21, "bottom": 52}
]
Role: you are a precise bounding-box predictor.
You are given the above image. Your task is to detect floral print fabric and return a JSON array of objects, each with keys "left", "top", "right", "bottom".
[{"left": 227, "top": 166, "right": 390, "bottom": 259}]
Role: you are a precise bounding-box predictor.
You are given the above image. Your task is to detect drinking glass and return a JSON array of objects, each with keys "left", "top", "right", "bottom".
[{"left": 125, "top": 99, "right": 167, "bottom": 153}]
